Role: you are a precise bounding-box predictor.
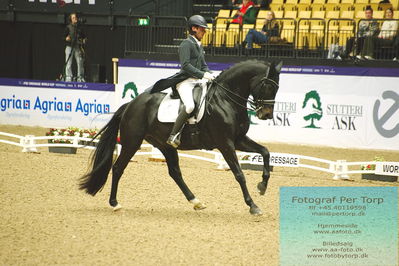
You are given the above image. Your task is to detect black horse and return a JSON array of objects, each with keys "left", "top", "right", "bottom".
[{"left": 80, "top": 60, "right": 282, "bottom": 215}]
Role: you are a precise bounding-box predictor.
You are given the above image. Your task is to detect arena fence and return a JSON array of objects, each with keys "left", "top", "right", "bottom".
[{"left": 1, "top": 132, "right": 398, "bottom": 180}]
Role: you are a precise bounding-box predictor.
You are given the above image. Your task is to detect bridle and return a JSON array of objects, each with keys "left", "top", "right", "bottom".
[{"left": 211, "top": 67, "right": 279, "bottom": 112}]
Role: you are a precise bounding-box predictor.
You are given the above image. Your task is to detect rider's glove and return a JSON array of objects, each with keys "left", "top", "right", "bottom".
[{"left": 203, "top": 72, "right": 217, "bottom": 81}]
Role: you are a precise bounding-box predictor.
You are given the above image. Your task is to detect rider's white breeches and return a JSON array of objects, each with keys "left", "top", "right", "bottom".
[{"left": 176, "top": 78, "right": 204, "bottom": 114}]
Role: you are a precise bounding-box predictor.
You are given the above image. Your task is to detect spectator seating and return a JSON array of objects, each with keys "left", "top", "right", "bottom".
[{"left": 203, "top": 2, "right": 398, "bottom": 59}]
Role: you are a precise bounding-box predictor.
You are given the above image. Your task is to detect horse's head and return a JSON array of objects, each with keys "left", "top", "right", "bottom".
[{"left": 250, "top": 61, "right": 282, "bottom": 120}]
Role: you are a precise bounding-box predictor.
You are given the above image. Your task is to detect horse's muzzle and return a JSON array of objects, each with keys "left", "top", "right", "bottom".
[{"left": 256, "top": 106, "right": 274, "bottom": 120}]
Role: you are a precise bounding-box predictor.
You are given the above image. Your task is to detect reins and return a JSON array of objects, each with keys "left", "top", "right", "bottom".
[{"left": 210, "top": 77, "right": 278, "bottom": 112}]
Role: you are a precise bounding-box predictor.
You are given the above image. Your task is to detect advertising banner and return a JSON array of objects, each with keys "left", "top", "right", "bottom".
[
  {"left": 0, "top": 78, "right": 115, "bottom": 129},
  {"left": 115, "top": 59, "right": 399, "bottom": 151}
]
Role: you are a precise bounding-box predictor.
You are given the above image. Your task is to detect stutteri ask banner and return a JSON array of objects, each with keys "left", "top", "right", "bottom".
[{"left": 115, "top": 59, "right": 399, "bottom": 151}]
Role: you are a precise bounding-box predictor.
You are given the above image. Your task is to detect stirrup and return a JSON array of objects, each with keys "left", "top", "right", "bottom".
[{"left": 167, "top": 134, "right": 181, "bottom": 148}]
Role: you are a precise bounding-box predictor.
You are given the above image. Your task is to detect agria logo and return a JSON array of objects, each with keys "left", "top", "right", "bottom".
[
  {"left": 302, "top": 90, "right": 323, "bottom": 128},
  {"left": 122, "top": 82, "right": 139, "bottom": 100}
]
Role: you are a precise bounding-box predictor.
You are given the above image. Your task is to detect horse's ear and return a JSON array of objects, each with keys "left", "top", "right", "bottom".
[{"left": 275, "top": 61, "right": 283, "bottom": 73}]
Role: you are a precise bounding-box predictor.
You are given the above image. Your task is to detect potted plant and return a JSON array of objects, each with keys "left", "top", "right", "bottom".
[{"left": 45, "top": 127, "right": 98, "bottom": 154}]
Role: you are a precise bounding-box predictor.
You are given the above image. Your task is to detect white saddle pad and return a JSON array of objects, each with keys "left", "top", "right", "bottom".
[{"left": 157, "top": 85, "right": 207, "bottom": 124}]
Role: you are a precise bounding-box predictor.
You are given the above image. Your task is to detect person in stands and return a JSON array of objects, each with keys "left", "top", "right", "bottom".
[
  {"left": 361, "top": 8, "right": 398, "bottom": 60},
  {"left": 242, "top": 10, "right": 280, "bottom": 49},
  {"left": 341, "top": 6, "right": 379, "bottom": 59},
  {"left": 231, "top": 0, "right": 257, "bottom": 25}
]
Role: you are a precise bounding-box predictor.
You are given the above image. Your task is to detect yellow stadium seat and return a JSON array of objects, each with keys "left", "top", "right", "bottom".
[
  {"left": 286, "top": 0, "right": 299, "bottom": 4},
  {"left": 284, "top": 4, "right": 298, "bottom": 11},
  {"left": 284, "top": 10, "right": 298, "bottom": 19},
  {"left": 311, "top": 4, "right": 325, "bottom": 11},
  {"left": 255, "top": 18, "right": 265, "bottom": 29},
  {"left": 373, "top": 11, "right": 385, "bottom": 19},
  {"left": 327, "top": 0, "right": 340, "bottom": 3},
  {"left": 355, "top": 0, "right": 369, "bottom": 3},
  {"left": 340, "top": 10, "right": 355, "bottom": 19},
  {"left": 313, "top": 0, "right": 326, "bottom": 3},
  {"left": 217, "top": 9, "right": 231, "bottom": 18},
  {"left": 341, "top": 0, "right": 355, "bottom": 3},
  {"left": 340, "top": 3, "right": 355, "bottom": 11},
  {"left": 324, "top": 3, "right": 339, "bottom": 12},
  {"left": 231, "top": 10, "right": 238, "bottom": 18},
  {"left": 274, "top": 10, "right": 284, "bottom": 18},
  {"left": 355, "top": 10, "right": 366, "bottom": 19},
  {"left": 393, "top": 12, "right": 399, "bottom": 19},
  {"left": 369, "top": 3, "right": 379, "bottom": 10},
  {"left": 326, "top": 10, "right": 340, "bottom": 19},
  {"left": 354, "top": 3, "right": 367, "bottom": 12},
  {"left": 225, "top": 24, "right": 240, "bottom": 48},
  {"left": 201, "top": 23, "right": 213, "bottom": 46},
  {"left": 298, "top": 10, "right": 312, "bottom": 19},
  {"left": 270, "top": 3, "right": 284, "bottom": 11},
  {"left": 369, "top": 0, "right": 380, "bottom": 3},
  {"left": 273, "top": 0, "right": 285, "bottom": 3},
  {"left": 297, "top": 4, "right": 311, "bottom": 11},
  {"left": 312, "top": 10, "right": 326, "bottom": 19},
  {"left": 214, "top": 24, "right": 227, "bottom": 47},
  {"left": 257, "top": 10, "right": 268, "bottom": 19},
  {"left": 299, "top": 0, "right": 312, "bottom": 4}
]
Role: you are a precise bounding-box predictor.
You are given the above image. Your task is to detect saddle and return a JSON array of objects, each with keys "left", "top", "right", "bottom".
[{"left": 157, "top": 83, "right": 207, "bottom": 124}]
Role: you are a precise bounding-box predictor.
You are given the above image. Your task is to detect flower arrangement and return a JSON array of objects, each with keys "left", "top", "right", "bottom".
[
  {"left": 361, "top": 156, "right": 385, "bottom": 171},
  {"left": 46, "top": 127, "right": 98, "bottom": 144}
]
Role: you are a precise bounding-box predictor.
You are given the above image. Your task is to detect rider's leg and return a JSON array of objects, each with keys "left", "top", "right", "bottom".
[{"left": 166, "top": 78, "right": 196, "bottom": 148}]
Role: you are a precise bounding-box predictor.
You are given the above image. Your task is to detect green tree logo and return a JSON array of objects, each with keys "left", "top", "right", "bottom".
[
  {"left": 122, "top": 82, "right": 139, "bottom": 99},
  {"left": 302, "top": 90, "right": 323, "bottom": 128}
]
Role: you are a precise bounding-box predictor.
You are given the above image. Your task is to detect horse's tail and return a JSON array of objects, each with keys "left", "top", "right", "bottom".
[{"left": 79, "top": 103, "right": 129, "bottom": 196}]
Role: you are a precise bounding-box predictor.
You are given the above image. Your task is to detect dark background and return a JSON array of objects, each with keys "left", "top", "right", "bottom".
[{"left": 0, "top": 0, "right": 195, "bottom": 83}]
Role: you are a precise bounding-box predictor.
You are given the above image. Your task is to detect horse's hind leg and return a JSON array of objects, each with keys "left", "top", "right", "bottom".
[
  {"left": 109, "top": 139, "right": 143, "bottom": 211},
  {"left": 159, "top": 146, "right": 206, "bottom": 211},
  {"left": 235, "top": 136, "right": 271, "bottom": 195}
]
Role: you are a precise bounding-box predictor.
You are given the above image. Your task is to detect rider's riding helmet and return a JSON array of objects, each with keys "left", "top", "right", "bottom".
[{"left": 188, "top": 15, "right": 208, "bottom": 30}]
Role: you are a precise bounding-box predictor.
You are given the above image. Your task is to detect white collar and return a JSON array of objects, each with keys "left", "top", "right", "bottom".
[{"left": 191, "top": 35, "right": 202, "bottom": 47}]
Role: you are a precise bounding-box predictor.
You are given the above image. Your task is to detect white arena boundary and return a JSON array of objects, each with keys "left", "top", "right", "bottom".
[{"left": 1, "top": 132, "right": 398, "bottom": 180}]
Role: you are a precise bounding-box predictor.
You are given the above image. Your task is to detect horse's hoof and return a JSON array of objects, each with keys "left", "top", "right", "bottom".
[
  {"left": 193, "top": 202, "right": 207, "bottom": 211},
  {"left": 113, "top": 204, "right": 122, "bottom": 211},
  {"left": 257, "top": 182, "right": 267, "bottom": 195},
  {"left": 250, "top": 206, "right": 263, "bottom": 216}
]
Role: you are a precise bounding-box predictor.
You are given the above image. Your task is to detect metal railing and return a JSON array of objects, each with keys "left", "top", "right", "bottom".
[{"left": 124, "top": 15, "right": 399, "bottom": 61}]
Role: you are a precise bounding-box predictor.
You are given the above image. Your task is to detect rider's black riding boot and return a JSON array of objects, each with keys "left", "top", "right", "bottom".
[{"left": 166, "top": 110, "right": 190, "bottom": 148}]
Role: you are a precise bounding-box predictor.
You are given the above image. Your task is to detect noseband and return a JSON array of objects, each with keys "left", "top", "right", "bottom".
[{"left": 251, "top": 67, "right": 279, "bottom": 112}]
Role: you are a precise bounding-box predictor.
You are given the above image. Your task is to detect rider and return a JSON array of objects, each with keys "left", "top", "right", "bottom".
[{"left": 166, "top": 15, "right": 217, "bottom": 148}]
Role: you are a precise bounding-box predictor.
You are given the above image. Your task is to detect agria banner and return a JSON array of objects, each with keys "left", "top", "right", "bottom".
[
  {"left": 115, "top": 59, "right": 399, "bottom": 151},
  {"left": 0, "top": 78, "right": 115, "bottom": 128}
]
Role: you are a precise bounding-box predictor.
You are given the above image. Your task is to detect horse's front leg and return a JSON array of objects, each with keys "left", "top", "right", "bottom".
[
  {"left": 159, "top": 146, "right": 206, "bottom": 211},
  {"left": 218, "top": 142, "right": 262, "bottom": 216},
  {"left": 235, "top": 136, "right": 270, "bottom": 196}
]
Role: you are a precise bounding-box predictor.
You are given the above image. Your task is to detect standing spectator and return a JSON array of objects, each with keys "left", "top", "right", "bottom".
[
  {"left": 231, "top": 0, "right": 256, "bottom": 25},
  {"left": 362, "top": 8, "right": 398, "bottom": 59},
  {"left": 341, "top": 6, "right": 379, "bottom": 59},
  {"left": 242, "top": 11, "right": 280, "bottom": 49},
  {"left": 64, "top": 13, "right": 86, "bottom": 82}
]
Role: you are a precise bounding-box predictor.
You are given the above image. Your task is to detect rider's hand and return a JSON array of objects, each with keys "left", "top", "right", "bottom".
[{"left": 203, "top": 72, "right": 217, "bottom": 81}]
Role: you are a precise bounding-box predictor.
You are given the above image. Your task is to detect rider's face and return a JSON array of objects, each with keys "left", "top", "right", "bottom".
[{"left": 193, "top": 26, "right": 206, "bottom": 41}]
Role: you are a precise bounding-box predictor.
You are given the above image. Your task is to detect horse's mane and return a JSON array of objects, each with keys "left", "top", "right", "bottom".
[{"left": 215, "top": 60, "right": 271, "bottom": 82}]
